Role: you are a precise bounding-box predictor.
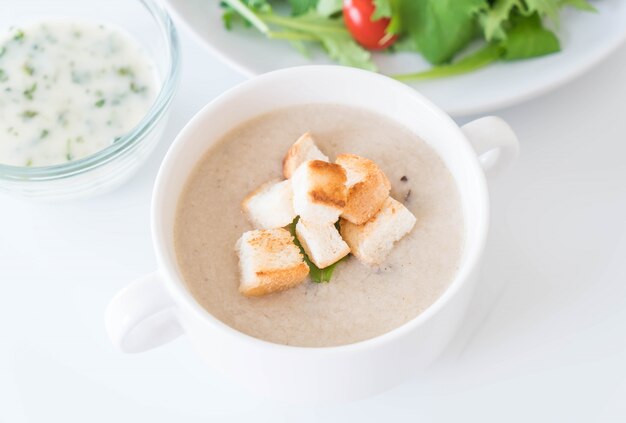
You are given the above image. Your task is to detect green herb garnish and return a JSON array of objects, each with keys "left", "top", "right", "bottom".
[
  {"left": 66, "top": 138, "right": 73, "bottom": 161},
  {"left": 287, "top": 216, "right": 344, "bottom": 283},
  {"left": 13, "top": 30, "right": 24, "bottom": 42},
  {"left": 40, "top": 129, "right": 49, "bottom": 139},
  {"left": 23, "top": 83, "right": 37, "bottom": 100},
  {"left": 117, "top": 67, "right": 134, "bottom": 77},
  {"left": 0, "top": 46, "right": 6, "bottom": 57},
  {"left": 130, "top": 82, "right": 147, "bottom": 94},
  {"left": 25, "top": 159, "right": 32, "bottom": 167},
  {"left": 21, "top": 110, "right": 38, "bottom": 119},
  {"left": 95, "top": 98, "right": 106, "bottom": 107},
  {"left": 22, "top": 63, "right": 34, "bottom": 76},
  {"left": 0, "top": 68, "right": 7, "bottom": 82}
]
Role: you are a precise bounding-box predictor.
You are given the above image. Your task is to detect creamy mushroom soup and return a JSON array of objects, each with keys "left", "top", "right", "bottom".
[{"left": 174, "top": 104, "right": 464, "bottom": 347}]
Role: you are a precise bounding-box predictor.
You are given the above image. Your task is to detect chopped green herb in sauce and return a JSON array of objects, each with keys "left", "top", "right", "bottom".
[
  {"left": 0, "top": 20, "right": 157, "bottom": 166},
  {"left": 22, "top": 110, "right": 38, "bottom": 119},
  {"left": 66, "top": 138, "right": 73, "bottom": 161},
  {"left": 117, "top": 67, "right": 134, "bottom": 77},
  {"left": 22, "top": 63, "right": 34, "bottom": 75},
  {"left": 130, "top": 82, "right": 147, "bottom": 94},
  {"left": 23, "top": 83, "right": 36, "bottom": 100}
]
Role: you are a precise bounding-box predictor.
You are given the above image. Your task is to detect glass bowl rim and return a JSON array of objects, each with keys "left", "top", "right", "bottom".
[{"left": 0, "top": 0, "right": 181, "bottom": 182}]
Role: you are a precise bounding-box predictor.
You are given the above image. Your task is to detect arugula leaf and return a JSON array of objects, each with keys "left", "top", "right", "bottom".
[
  {"left": 383, "top": 0, "right": 413, "bottom": 36},
  {"left": 222, "top": 7, "right": 237, "bottom": 30},
  {"left": 480, "top": 0, "right": 522, "bottom": 41},
  {"left": 319, "top": 35, "right": 376, "bottom": 70},
  {"left": 524, "top": 0, "right": 560, "bottom": 22},
  {"left": 288, "top": 39, "right": 312, "bottom": 57},
  {"left": 220, "top": 0, "right": 271, "bottom": 34},
  {"left": 559, "top": 0, "right": 596, "bottom": 12},
  {"left": 523, "top": 0, "right": 596, "bottom": 22},
  {"left": 371, "top": 0, "right": 392, "bottom": 21},
  {"left": 403, "top": 0, "right": 487, "bottom": 65},
  {"left": 221, "top": 0, "right": 376, "bottom": 70},
  {"left": 480, "top": 0, "right": 595, "bottom": 41},
  {"left": 316, "top": 0, "right": 342, "bottom": 17},
  {"left": 501, "top": 13, "right": 560, "bottom": 60},
  {"left": 394, "top": 43, "right": 503, "bottom": 81},
  {"left": 388, "top": 34, "right": 419, "bottom": 53},
  {"left": 288, "top": 0, "right": 318, "bottom": 16},
  {"left": 287, "top": 217, "right": 343, "bottom": 283}
]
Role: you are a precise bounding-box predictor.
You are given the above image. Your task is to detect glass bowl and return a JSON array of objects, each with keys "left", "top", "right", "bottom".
[{"left": 0, "top": 0, "right": 180, "bottom": 200}]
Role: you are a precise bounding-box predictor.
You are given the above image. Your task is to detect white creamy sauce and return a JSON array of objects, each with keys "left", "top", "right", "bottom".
[{"left": 0, "top": 21, "right": 158, "bottom": 167}]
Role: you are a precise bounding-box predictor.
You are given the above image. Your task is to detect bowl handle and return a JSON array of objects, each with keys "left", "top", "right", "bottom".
[
  {"left": 105, "top": 272, "right": 182, "bottom": 353},
  {"left": 461, "top": 116, "right": 520, "bottom": 176}
]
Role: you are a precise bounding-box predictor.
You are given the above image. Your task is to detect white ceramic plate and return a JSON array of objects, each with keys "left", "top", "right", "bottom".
[{"left": 165, "top": 0, "right": 626, "bottom": 116}]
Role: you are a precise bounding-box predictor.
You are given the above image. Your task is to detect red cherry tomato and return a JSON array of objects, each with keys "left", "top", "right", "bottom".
[{"left": 342, "top": 0, "right": 397, "bottom": 50}]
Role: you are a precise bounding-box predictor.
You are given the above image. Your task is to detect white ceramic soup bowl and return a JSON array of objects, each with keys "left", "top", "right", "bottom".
[{"left": 105, "top": 66, "right": 519, "bottom": 403}]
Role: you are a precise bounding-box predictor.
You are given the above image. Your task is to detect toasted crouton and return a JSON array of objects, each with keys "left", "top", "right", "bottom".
[
  {"left": 236, "top": 228, "right": 309, "bottom": 296},
  {"left": 291, "top": 160, "right": 348, "bottom": 224},
  {"left": 336, "top": 154, "right": 391, "bottom": 225},
  {"left": 340, "top": 197, "right": 416, "bottom": 266},
  {"left": 283, "top": 132, "right": 329, "bottom": 179},
  {"left": 296, "top": 219, "right": 350, "bottom": 269},
  {"left": 242, "top": 179, "right": 296, "bottom": 229}
]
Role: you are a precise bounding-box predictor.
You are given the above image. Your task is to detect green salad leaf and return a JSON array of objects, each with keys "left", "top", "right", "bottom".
[
  {"left": 501, "top": 13, "right": 560, "bottom": 60},
  {"left": 405, "top": 0, "right": 486, "bottom": 65},
  {"left": 220, "top": 0, "right": 375, "bottom": 70},
  {"left": 371, "top": 0, "right": 485, "bottom": 65},
  {"left": 481, "top": 0, "right": 596, "bottom": 41},
  {"left": 319, "top": 34, "right": 376, "bottom": 70},
  {"left": 480, "top": 0, "right": 522, "bottom": 41},
  {"left": 316, "top": 0, "right": 342, "bottom": 17},
  {"left": 287, "top": 217, "right": 344, "bottom": 283},
  {"left": 288, "top": 0, "right": 318, "bottom": 16},
  {"left": 394, "top": 43, "right": 504, "bottom": 81},
  {"left": 220, "top": 0, "right": 596, "bottom": 79},
  {"left": 371, "top": 0, "right": 392, "bottom": 21}
]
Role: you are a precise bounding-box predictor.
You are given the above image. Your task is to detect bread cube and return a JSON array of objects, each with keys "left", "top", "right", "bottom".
[
  {"left": 291, "top": 160, "right": 347, "bottom": 224},
  {"left": 296, "top": 219, "right": 350, "bottom": 269},
  {"left": 340, "top": 197, "right": 416, "bottom": 266},
  {"left": 336, "top": 154, "right": 391, "bottom": 225},
  {"left": 242, "top": 179, "right": 296, "bottom": 229},
  {"left": 235, "top": 228, "right": 309, "bottom": 296},
  {"left": 283, "top": 132, "right": 329, "bottom": 179}
]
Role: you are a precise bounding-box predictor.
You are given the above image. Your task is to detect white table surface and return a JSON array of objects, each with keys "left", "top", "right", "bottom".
[{"left": 2, "top": 20, "right": 626, "bottom": 423}]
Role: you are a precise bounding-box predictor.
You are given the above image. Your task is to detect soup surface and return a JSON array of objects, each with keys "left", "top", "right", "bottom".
[{"left": 174, "top": 104, "right": 464, "bottom": 347}]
